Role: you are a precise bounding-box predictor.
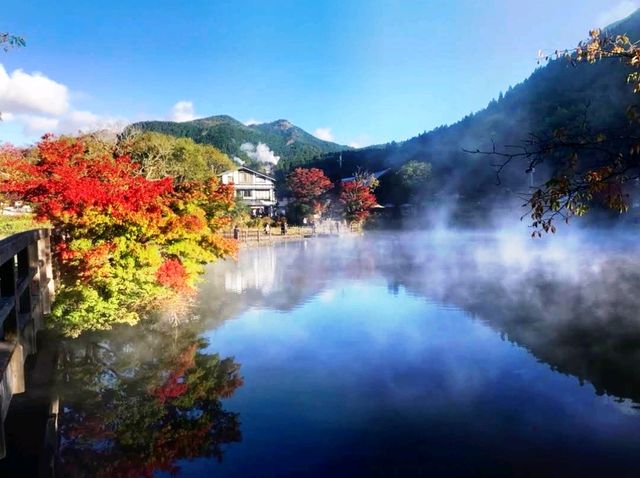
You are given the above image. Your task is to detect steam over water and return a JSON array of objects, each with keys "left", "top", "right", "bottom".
[{"left": 58, "top": 231, "right": 640, "bottom": 477}]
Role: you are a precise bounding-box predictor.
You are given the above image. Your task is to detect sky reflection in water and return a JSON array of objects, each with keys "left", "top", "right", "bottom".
[{"left": 164, "top": 231, "right": 640, "bottom": 477}]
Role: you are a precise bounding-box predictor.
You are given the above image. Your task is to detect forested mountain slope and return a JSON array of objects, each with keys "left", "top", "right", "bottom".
[
  {"left": 128, "top": 116, "right": 349, "bottom": 171},
  {"left": 308, "top": 10, "right": 640, "bottom": 209}
]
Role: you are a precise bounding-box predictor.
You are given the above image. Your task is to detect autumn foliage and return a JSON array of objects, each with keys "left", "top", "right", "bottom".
[
  {"left": 340, "top": 178, "right": 378, "bottom": 224},
  {"left": 287, "top": 167, "right": 333, "bottom": 215},
  {"left": 0, "top": 135, "right": 237, "bottom": 336},
  {"left": 155, "top": 259, "right": 191, "bottom": 293},
  {"left": 58, "top": 331, "right": 243, "bottom": 477}
]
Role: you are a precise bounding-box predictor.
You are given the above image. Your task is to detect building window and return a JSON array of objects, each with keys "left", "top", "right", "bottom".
[
  {"left": 254, "top": 190, "right": 271, "bottom": 200},
  {"left": 239, "top": 172, "right": 252, "bottom": 183},
  {"left": 241, "top": 190, "right": 252, "bottom": 198},
  {"left": 255, "top": 190, "right": 271, "bottom": 199}
]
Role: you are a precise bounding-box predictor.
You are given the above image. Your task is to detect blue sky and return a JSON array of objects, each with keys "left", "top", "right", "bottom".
[{"left": 1, "top": 0, "right": 638, "bottom": 146}]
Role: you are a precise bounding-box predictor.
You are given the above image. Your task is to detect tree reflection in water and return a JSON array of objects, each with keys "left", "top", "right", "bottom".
[
  {"left": 198, "top": 232, "right": 640, "bottom": 406},
  {"left": 56, "top": 326, "right": 243, "bottom": 477}
]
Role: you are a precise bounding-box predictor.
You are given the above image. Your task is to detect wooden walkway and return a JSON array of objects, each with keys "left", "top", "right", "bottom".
[
  {"left": 0, "top": 229, "right": 54, "bottom": 459},
  {"left": 223, "top": 227, "right": 314, "bottom": 245},
  {"left": 224, "top": 222, "right": 359, "bottom": 246}
]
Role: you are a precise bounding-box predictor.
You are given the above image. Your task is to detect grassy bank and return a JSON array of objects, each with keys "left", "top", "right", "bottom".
[{"left": 0, "top": 215, "right": 49, "bottom": 239}]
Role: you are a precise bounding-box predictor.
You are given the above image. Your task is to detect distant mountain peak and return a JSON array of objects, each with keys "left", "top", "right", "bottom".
[
  {"left": 268, "top": 119, "right": 294, "bottom": 130},
  {"left": 127, "top": 114, "right": 350, "bottom": 170}
]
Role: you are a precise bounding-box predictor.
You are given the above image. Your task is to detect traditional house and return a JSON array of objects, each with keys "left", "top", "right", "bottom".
[{"left": 219, "top": 167, "right": 277, "bottom": 215}]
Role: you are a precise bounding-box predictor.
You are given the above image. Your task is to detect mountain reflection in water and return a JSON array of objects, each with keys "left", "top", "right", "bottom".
[
  {"left": 201, "top": 231, "right": 640, "bottom": 407},
  {"left": 58, "top": 231, "right": 640, "bottom": 477}
]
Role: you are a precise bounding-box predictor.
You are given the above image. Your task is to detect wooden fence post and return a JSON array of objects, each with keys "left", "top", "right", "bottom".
[
  {"left": 0, "top": 229, "right": 55, "bottom": 460},
  {"left": 37, "top": 230, "right": 54, "bottom": 315}
]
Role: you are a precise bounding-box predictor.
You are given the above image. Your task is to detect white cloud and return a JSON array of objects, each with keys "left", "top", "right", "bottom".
[
  {"left": 240, "top": 142, "right": 280, "bottom": 165},
  {"left": 19, "top": 115, "right": 60, "bottom": 135},
  {"left": 6, "top": 110, "right": 127, "bottom": 136},
  {"left": 0, "top": 64, "right": 127, "bottom": 140},
  {"left": 169, "top": 100, "right": 196, "bottom": 122},
  {"left": 0, "top": 65, "right": 69, "bottom": 116},
  {"left": 596, "top": 1, "right": 639, "bottom": 27},
  {"left": 244, "top": 118, "right": 262, "bottom": 126},
  {"left": 313, "top": 127, "right": 334, "bottom": 142}
]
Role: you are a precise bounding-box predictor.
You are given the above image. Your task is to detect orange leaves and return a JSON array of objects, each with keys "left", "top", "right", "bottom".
[
  {"left": 150, "top": 343, "right": 197, "bottom": 403},
  {"left": 287, "top": 167, "right": 333, "bottom": 200},
  {"left": 287, "top": 167, "right": 333, "bottom": 216},
  {"left": 340, "top": 178, "right": 378, "bottom": 223},
  {"left": 2, "top": 136, "right": 174, "bottom": 227},
  {"left": 156, "top": 258, "right": 192, "bottom": 293},
  {"left": 203, "top": 233, "right": 238, "bottom": 259},
  {"left": 79, "top": 242, "right": 116, "bottom": 280},
  {"left": 1, "top": 135, "right": 238, "bottom": 334}
]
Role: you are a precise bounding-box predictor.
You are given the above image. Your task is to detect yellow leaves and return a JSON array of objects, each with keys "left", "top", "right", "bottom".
[
  {"left": 617, "top": 34, "right": 631, "bottom": 45},
  {"left": 571, "top": 28, "right": 639, "bottom": 72}
]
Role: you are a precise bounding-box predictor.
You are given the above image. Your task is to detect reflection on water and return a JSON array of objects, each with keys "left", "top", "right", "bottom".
[
  {"left": 57, "top": 327, "right": 243, "bottom": 477},
  {"left": 224, "top": 246, "right": 277, "bottom": 294},
  {"left": 58, "top": 231, "right": 640, "bottom": 477},
  {"left": 204, "top": 232, "right": 640, "bottom": 407}
]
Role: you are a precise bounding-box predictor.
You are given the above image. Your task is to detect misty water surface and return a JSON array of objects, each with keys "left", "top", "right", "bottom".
[{"left": 57, "top": 231, "right": 640, "bottom": 477}]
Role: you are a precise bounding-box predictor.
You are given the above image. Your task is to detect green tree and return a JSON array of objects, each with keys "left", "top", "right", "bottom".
[
  {"left": 397, "top": 160, "right": 432, "bottom": 202},
  {"left": 120, "top": 131, "right": 235, "bottom": 182}
]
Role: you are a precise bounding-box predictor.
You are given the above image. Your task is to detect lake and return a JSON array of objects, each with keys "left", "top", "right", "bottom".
[{"left": 56, "top": 231, "right": 640, "bottom": 477}]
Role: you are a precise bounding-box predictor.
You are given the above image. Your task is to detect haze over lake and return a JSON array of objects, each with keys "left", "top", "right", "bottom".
[{"left": 56, "top": 232, "right": 640, "bottom": 477}]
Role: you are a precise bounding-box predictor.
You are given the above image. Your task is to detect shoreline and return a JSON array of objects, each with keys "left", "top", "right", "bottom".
[{"left": 225, "top": 223, "right": 360, "bottom": 248}]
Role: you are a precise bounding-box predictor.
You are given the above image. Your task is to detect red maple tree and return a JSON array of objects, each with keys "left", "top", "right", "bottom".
[
  {"left": 340, "top": 179, "right": 378, "bottom": 223},
  {"left": 0, "top": 135, "right": 237, "bottom": 336},
  {"left": 286, "top": 167, "right": 333, "bottom": 215}
]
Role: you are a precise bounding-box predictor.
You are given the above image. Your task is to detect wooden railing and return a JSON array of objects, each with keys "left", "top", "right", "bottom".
[
  {"left": 0, "top": 229, "right": 54, "bottom": 459},
  {"left": 222, "top": 227, "right": 314, "bottom": 244},
  {"left": 222, "top": 222, "right": 360, "bottom": 245}
]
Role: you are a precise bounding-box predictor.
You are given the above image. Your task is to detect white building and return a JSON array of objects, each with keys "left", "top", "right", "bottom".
[{"left": 219, "top": 166, "right": 277, "bottom": 215}]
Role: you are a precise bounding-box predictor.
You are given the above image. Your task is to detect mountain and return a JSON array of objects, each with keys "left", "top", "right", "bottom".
[
  {"left": 306, "top": 9, "right": 640, "bottom": 212},
  {"left": 128, "top": 9, "right": 640, "bottom": 217},
  {"left": 126, "top": 115, "right": 349, "bottom": 171}
]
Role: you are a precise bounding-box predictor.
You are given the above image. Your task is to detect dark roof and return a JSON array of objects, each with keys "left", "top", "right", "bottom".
[
  {"left": 219, "top": 166, "right": 275, "bottom": 181},
  {"left": 340, "top": 168, "right": 391, "bottom": 184}
]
